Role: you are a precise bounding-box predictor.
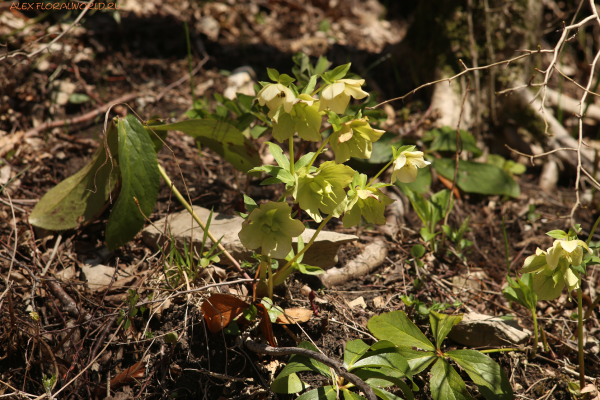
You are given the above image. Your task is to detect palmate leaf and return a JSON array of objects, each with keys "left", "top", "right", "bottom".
[
  {"left": 149, "top": 119, "right": 261, "bottom": 174},
  {"left": 368, "top": 311, "right": 435, "bottom": 351},
  {"left": 30, "top": 120, "right": 120, "bottom": 230},
  {"left": 105, "top": 115, "right": 160, "bottom": 250},
  {"left": 429, "top": 311, "right": 463, "bottom": 350}
]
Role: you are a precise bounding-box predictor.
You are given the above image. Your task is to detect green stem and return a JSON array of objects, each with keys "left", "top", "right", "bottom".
[
  {"left": 274, "top": 214, "right": 333, "bottom": 280},
  {"left": 157, "top": 164, "right": 249, "bottom": 278},
  {"left": 479, "top": 348, "right": 523, "bottom": 354},
  {"left": 531, "top": 308, "right": 539, "bottom": 358},
  {"left": 540, "top": 323, "right": 550, "bottom": 353},
  {"left": 502, "top": 216, "right": 510, "bottom": 272},
  {"left": 586, "top": 212, "right": 600, "bottom": 246},
  {"left": 289, "top": 137, "right": 295, "bottom": 176},
  {"left": 311, "top": 85, "right": 325, "bottom": 97},
  {"left": 366, "top": 158, "right": 395, "bottom": 188},
  {"left": 577, "top": 288, "right": 585, "bottom": 389},
  {"left": 307, "top": 137, "right": 330, "bottom": 169},
  {"left": 266, "top": 255, "right": 273, "bottom": 299}
]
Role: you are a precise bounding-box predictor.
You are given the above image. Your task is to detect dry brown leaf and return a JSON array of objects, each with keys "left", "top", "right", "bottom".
[
  {"left": 275, "top": 308, "right": 313, "bottom": 324},
  {"left": 200, "top": 293, "right": 249, "bottom": 333}
]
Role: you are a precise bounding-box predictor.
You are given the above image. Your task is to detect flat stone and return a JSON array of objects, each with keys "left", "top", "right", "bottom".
[
  {"left": 448, "top": 312, "right": 531, "bottom": 347},
  {"left": 142, "top": 206, "right": 357, "bottom": 269}
]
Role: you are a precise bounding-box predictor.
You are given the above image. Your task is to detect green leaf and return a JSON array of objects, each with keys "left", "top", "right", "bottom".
[
  {"left": 367, "top": 310, "right": 435, "bottom": 351},
  {"left": 303, "top": 75, "right": 318, "bottom": 94},
  {"left": 164, "top": 332, "right": 178, "bottom": 343},
  {"left": 295, "top": 152, "right": 316, "bottom": 170},
  {"left": 270, "top": 372, "right": 309, "bottom": 394},
  {"left": 351, "top": 348, "right": 410, "bottom": 378},
  {"left": 343, "top": 389, "right": 366, "bottom": 400},
  {"left": 546, "top": 230, "right": 568, "bottom": 240},
  {"left": 430, "top": 358, "right": 472, "bottom": 400},
  {"left": 252, "top": 165, "right": 295, "bottom": 184},
  {"left": 297, "top": 386, "right": 336, "bottom": 400},
  {"left": 447, "top": 350, "right": 513, "bottom": 400},
  {"left": 344, "top": 339, "right": 371, "bottom": 369},
  {"left": 105, "top": 115, "right": 160, "bottom": 250},
  {"left": 150, "top": 119, "right": 261, "bottom": 174},
  {"left": 250, "top": 124, "right": 269, "bottom": 139},
  {"left": 395, "top": 347, "right": 437, "bottom": 375},
  {"left": 353, "top": 368, "right": 414, "bottom": 400},
  {"left": 432, "top": 159, "right": 520, "bottom": 198},
  {"left": 30, "top": 121, "right": 120, "bottom": 230},
  {"left": 278, "top": 74, "right": 296, "bottom": 86},
  {"left": 411, "top": 245, "right": 425, "bottom": 259},
  {"left": 372, "top": 387, "right": 407, "bottom": 400},
  {"left": 267, "top": 141, "right": 290, "bottom": 170},
  {"left": 243, "top": 194, "right": 258, "bottom": 214},
  {"left": 69, "top": 93, "right": 91, "bottom": 104},
  {"left": 267, "top": 68, "right": 280, "bottom": 82},
  {"left": 314, "top": 56, "right": 332, "bottom": 75},
  {"left": 295, "top": 264, "right": 324, "bottom": 275},
  {"left": 271, "top": 340, "right": 331, "bottom": 393},
  {"left": 429, "top": 311, "right": 463, "bottom": 349},
  {"left": 324, "top": 63, "right": 351, "bottom": 82},
  {"left": 423, "top": 126, "right": 482, "bottom": 157}
]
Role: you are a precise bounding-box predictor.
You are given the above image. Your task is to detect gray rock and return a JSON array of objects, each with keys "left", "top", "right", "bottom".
[
  {"left": 448, "top": 312, "right": 531, "bottom": 347},
  {"left": 142, "top": 206, "right": 357, "bottom": 269}
]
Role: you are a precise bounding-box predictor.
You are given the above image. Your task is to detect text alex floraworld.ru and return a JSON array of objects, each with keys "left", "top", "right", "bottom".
[{"left": 10, "top": 2, "right": 122, "bottom": 11}]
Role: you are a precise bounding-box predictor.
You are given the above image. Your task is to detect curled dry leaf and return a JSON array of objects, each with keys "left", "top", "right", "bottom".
[
  {"left": 275, "top": 308, "right": 313, "bottom": 324},
  {"left": 200, "top": 293, "right": 249, "bottom": 333}
]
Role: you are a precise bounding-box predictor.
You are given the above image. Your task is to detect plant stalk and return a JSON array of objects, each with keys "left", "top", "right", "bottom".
[
  {"left": 307, "top": 137, "right": 330, "bottom": 169},
  {"left": 586, "top": 212, "right": 600, "bottom": 246},
  {"left": 531, "top": 308, "right": 539, "bottom": 358},
  {"left": 157, "top": 164, "right": 250, "bottom": 279},
  {"left": 289, "top": 137, "right": 295, "bottom": 176},
  {"left": 274, "top": 214, "right": 333, "bottom": 280},
  {"left": 367, "top": 158, "right": 394, "bottom": 187},
  {"left": 577, "top": 288, "right": 585, "bottom": 389},
  {"left": 266, "top": 255, "right": 274, "bottom": 299},
  {"left": 479, "top": 348, "right": 523, "bottom": 354}
]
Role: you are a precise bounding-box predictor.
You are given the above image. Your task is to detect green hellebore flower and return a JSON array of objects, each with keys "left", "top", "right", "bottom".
[
  {"left": 269, "top": 94, "right": 322, "bottom": 142},
  {"left": 329, "top": 117, "right": 385, "bottom": 163},
  {"left": 256, "top": 83, "right": 295, "bottom": 113},
  {"left": 546, "top": 239, "right": 590, "bottom": 270},
  {"left": 318, "top": 79, "right": 369, "bottom": 114},
  {"left": 293, "top": 161, "right": 355, "bottom": 223},
  {"left": 238, "top": 201, "right": 305, "bottom": 259},
  {"left": 390, "top": 149, "right": 431, "bottom": 184},
  {"left": 342, "top": 173, "right": 393, "bottom": 228}
]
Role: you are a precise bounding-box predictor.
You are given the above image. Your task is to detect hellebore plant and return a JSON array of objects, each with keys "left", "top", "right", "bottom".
[
  {"left": 237, "top": 62, "right": 432, "bottom": 300},
  {"left": 517, "top": 225, "right": 600, "bottom": 389}
]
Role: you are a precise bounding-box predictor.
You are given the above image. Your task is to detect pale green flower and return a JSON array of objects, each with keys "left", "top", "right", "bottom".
[
  {"left": 329, "top": 117, "right": 385, "bottom": 163},
  {"left": 269, "top": 94, "right": 322, "bottom": 142},
  {"left": 238, "top": 201, "right": 305, "bottom": 259},
  {"left": 318, "top": 79, "right": 369, "bottom": 114},
  {"left": 390, "top": 150, "right": 431, "bottom": 184},
  {"left": 257, "top": 83, "right": 295, "bottom": 113},
  {"left": 343, "top": 173, "right": 393, "bottom": 228},
  {"left": 293, "top": 161, "right": 355, "bottom": 223},
  {"left": 546, "top": 239, "right": 590, "bottom": 270}
]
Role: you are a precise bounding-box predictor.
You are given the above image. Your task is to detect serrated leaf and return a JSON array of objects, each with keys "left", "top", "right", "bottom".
[
  {"left": 429, "top": 311, "right": 463, "bottom": 349},
  {"left": 105, "top": 115, "right": 160, "bottom": 250},
  {"left": 149, "top": 119, "right": 261, "bottom": 173},
  {"left": 343, "top": 339, "right": 371, "bottom": 369},
  {"left": 30, "top": 121, "right": 120, "bottom": 230},
  {"left": 267, "top": 141, "right": 290, "bottom": 170},
  {"left": 367, "top": 311, "right": 435, "bottom": 351},
  {"left": 430, "top": 358, "right": 472, "bottom": 400},
  {"left": 297, "top": 386, "right": 336, "bottom": 400},
  {"left": 447, "top": 350, "right": 513, "bottom": 400}
]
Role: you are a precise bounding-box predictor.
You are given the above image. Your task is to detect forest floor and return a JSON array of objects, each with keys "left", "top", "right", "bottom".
[{"left": 1, "top": 1, "right": 599, "bottom": 399}]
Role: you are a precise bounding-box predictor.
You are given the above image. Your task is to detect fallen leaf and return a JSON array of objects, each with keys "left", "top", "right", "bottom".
[
  {"left": 200, "top": 293, "right": 250, "bottom": 333},
  {"left": 275, "top": 308, "right": 313, "bottom": 324},
  {"left": 348, "top": 296, "right": 366, "bottom": 309},
  {"left": 373, "top": 296, "right": 385, "bottom": 308},
  {"left": 438, "top": 174, "right": 461, "bottom": 200},
  {"left": 256, "top": 303, "right": 277, "bottom": 347}
]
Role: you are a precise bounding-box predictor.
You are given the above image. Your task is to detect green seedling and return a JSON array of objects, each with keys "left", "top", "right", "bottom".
[{"left": 368, "top": 310, "right": 513, "bottom": 400}]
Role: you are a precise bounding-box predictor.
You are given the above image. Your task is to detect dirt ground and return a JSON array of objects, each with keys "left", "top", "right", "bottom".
[{"left": 1, "top": 1, "right": 600, "bottom": 399}]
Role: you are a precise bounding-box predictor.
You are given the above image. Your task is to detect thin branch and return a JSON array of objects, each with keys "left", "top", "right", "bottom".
[{"left": 505, "top": 144, "right": 578, "bottom": 166}]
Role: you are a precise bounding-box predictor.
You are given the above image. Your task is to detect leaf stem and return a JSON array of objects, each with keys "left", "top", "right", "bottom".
[
  {"left": 586, "top": 213, "right": 600, "bottom": 246},
  {"left": 289, "top": 137, "right": 295, "bottom": 176},
  {"left": 307, "top": 137, "right": 330, "bottom": 169},
  {"left": 274, "top": 214, "right": 333, "bottom": 280},
  {"left": 531, "top": 308, "right": 539, "bottom": 358},
  {"left": 479, "top": 348, "right": 524, "bottom": 354},
  {"left": 157, "top": 164, "right": 250, "bottom": 279},
  {"left": 577, "top": 288, "right": 585, "bottom": 389},
  {"left": 366, "top": 158, "right": 395, "bottom": 188}
]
